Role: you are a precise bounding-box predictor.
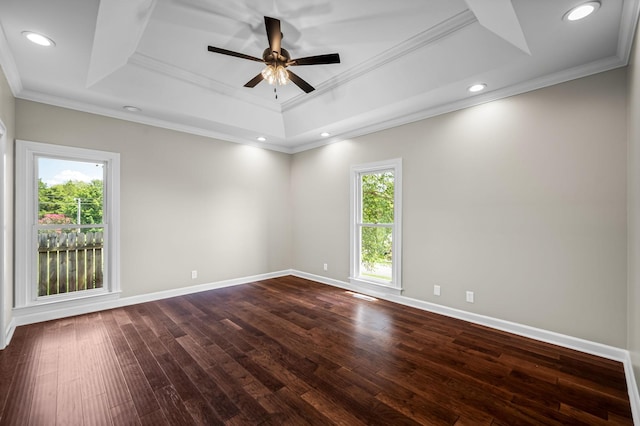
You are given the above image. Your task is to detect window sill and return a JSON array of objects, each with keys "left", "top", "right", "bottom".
[
  {"left": 13, "top": 291, "right": 121, "bottom": 324},
  {"left": 349, "top": 277, "right": 403, "bottom": 296}
]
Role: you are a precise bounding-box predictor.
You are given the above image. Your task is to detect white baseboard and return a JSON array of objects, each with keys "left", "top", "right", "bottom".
[
  {"left": 623, "top": 352, "right": 640, "bottom": 426},
  {"left": 291, "top": 270, "right": 640, "bottom": 423},
  {"left": 5, "top": 268, "right": 639, "bottom": 423},
  {"left": 2, "top": 317, "right": 15, "bottom": 350},
  {"left": 10, "top": 269, "right": 293, "bottom": 334}
]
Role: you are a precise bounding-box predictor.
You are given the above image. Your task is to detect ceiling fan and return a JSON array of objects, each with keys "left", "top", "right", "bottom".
[{"left": 207, "top": 16, "right": 340, "bottom": 94}]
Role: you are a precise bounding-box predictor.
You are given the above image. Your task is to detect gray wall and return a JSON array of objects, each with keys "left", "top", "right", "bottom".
[
  {"left": 0, "top": 66, "right": 14, "bottom": 342},
  {"left": 16, "top": 100, "right": 292, "bottom": 298},
  {"left": 628, "top": 13, "right": 640, "bottom": 398},
  {"left": 291, "top": 68, "right": 628, "bottom": 348},
  {"left": 5, "top": 57, "right": 634, "bottom": 354}
]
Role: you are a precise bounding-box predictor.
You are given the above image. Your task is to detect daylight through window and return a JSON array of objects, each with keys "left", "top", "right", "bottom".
[
  {"left": 37, "top": 157, "right": 106, "bottom": 296},
  {"left": 15, "top": 141, "right": 120, "bottom": 308},
  {"left": 350, "top": 159, "right": 402, "bottom": 291}
]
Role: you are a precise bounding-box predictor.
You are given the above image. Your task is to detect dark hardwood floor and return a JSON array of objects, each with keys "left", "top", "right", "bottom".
[{"left": 0, "top": 276, "right": 634, "bottom": 425}]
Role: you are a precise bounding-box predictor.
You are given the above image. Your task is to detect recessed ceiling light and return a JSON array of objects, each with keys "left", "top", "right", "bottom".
[
  {"left": 564, "top": 1, "right": 600, "bottom": 21},
  {"left": 468, "top": 83, "right": 487, "bottom": 93},
  {"left": 320, "top": 132, "right": 331, "bottom": 137},
  {"left": 122, "top": 105, "right": 141, "bottom": 112},
  {"left": 22, "top": 31, "right": 55, "bottom": 47},
  {"left": 257, "top": 136, "right": 267, "bottom": 142}
]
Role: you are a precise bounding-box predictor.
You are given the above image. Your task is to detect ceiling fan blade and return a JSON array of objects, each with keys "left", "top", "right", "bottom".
[
  {"left": 265, "top": 16, "right": 282, "bottom": 55},
  {"left": 244, "top": 73, "right": 264, "bottom": 88},
  {"left": 207, "top": 46, "right": 263, "bottom": 62},
  {"left": 290, "top": 53, "right": 340, "bottom": 66},
  {"left": 287, "top": 70, "right": 315, "bottom": 93}
]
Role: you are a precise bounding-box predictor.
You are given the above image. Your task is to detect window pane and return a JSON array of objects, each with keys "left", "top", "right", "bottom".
[
  {"left": 360, "top": 226, "right": 392, "bottom": 282},
  {"left": 36, "top": 157, "right": 105, "bottom": 298},
  {"left": 38, "top": 158, "right": 104, "bottom": 225},
  {"left": 362, "top": 171, "right": 394, "bottom": 224},
  {"left": 36, "top": 228, "right": 104, "bottom": 297}
]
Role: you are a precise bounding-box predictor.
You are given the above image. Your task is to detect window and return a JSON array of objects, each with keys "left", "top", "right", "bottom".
[
  {"left": 16, "top": 141, "right": 120, "bottom": 308},
  {"left": 350, "top": 159, "right": 402, "bottom": 292}
]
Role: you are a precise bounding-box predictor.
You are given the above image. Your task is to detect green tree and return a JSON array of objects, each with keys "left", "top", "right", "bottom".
[
  {"left": 38, "top": 179, "right": 103, "bottom": 225},
  {"left": 361, "top": 172, "right": 394, "bottom": 275}
]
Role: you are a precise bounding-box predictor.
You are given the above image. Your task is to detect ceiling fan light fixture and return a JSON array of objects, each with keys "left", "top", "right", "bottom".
[
  {"left": 262, "top": 65, "right": 289, "bottom": 86},
  {"left": 564, "top": 2, "right": 600, "bottom": 21},
  {"left": 261, "top": 65, "right": 276, "bottom": 84},
  {"left": 22, "top": 31, "right": 55, "bottom": 47},
  {"left": 276, "top": 66, "right": 288, "bottom": 85}
]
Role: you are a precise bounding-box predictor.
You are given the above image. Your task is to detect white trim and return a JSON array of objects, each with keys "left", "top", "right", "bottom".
[
  {"left": 10, "top": 55, "right": 630, "bottom": 156},
  {"left": 348, "top": 276, "right": 403, "bottom": 296},
  {"left": 617, "top": 0, "right": 640, "bottom": 63},
  {"left": 623, "top": 351, "right": 640, "bottom": 425},
  {"left": 15, "top": 52, "right": 626, "bottom": 156},
  {"left": 4, "top": 266, "right": 639, "bottom": 421},
  {"left": 4, "top": 317, "right": 15, "bottom": 348},
  {"left": 15, "top": 89, "right": 294, "bottom": 154},
  {"left": 0, "top": 119, "right": 5, "bottom": 350},
  {"left": 281, "top": 10, "right": 478, "bottom": 112},
  {"left": 0, "top": 22, "right": 23, "bottom": 96},
  {"left": 350, "top": 158, "right": 403, "bottom": 291},
  {"left": 291, "top": 269, "right": 640, "bottom": 421},
  {"left": 15, "top": 140, "right": 121, "bottom": 308},
  {"left": 11, "top": 270, "right": 293, "bottom": 328},
  {"left": 128, "top": 52, "right": 282, "bottom": 113},
  {"left": 293, "top": 270, "right": 627, "bottom": 359}
]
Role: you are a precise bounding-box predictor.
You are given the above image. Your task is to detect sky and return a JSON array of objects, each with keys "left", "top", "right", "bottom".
[{"left": 38, "top": 157, "right": 104, "bottom": 186}]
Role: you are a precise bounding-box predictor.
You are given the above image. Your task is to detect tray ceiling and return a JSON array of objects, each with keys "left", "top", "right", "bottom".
[{"left": 0, "top": 0, "right": 638, "bottom": 152}]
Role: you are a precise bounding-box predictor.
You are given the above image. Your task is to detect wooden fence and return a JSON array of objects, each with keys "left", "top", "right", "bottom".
[{"left": 37, "top": 231, "right": 103, "bottom": 297}]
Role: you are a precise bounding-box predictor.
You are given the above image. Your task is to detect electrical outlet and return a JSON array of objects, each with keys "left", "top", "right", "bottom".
[
  {"left": 191, "top": 270, "right": 198, "bottom": 279},
  {"left": 466, "top": 291, "right": 474, "bottom": 303},
  {"left": 323, "top": 263, "right": 328, "bottom": 271},
  {"left": 434, "top": 285, "right": 441, "bottom": 296}
]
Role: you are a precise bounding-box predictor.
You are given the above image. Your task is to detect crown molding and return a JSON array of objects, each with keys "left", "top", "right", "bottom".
[
  {"left": 0, "top": 23, "right": 23, "bottom": 96},
  {"left": 290, "top": 54, "right": 626, "bottom": 153},
  {"left": 617, "top": 0, "right": 640, "bottom": 62},
  {"left": 14, "top": 49, "right": 626, "bottom": 157},
  {"left": 16, "top": 89, "right": 294, "bottom": 153},
  {"left": 128, "top": 52, "right": 283, "bottom": 113},
  {"left": 282, "top": 9, "right": 478, "bottom": 112},
  {"left": 4, "top": 2, "right": 637, "bottom": 155}
]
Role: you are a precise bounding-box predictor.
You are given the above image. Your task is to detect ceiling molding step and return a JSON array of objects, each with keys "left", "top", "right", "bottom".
[
  {"left": 0, "top": 23, "right": 23, "bottom": 96},
  {"left": 464, "top": 0, "right": 530, "bottom": 55},
  {"left": 13, "top": 48, "right": 626, "bottom": 157},
  {"left": 128, "top": 52, "right": 282, "bottom": 113},
  {"left": 281, "top": 9, "right": 478, "bottom": 112},
  {"left": 617, "top": 0, "right": 640, "bottom": 62},
  {"left": 87, "top": 0, "right": 158, "bottom": 87},
  {"left": 290, "top": 54, "right": 626, "bottom": 154},
  {"left": 16, "top": 89, "right": 294, "bottom": 154}
]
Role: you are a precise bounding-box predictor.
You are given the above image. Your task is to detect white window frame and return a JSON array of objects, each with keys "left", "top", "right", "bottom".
[
  {"left": 350, "top": 158, "right": 402, "bottom": 294},
  {"left": 15, "top": 140, "right": 121, "bottom": 309}
]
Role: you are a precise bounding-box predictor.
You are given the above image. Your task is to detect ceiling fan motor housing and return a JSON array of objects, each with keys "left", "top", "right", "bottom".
[{"left": 263, "top": 48, "right": 291, "bottom": 67}]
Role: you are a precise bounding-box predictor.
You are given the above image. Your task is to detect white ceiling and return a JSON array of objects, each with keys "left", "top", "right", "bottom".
[{"left": 0, "top": 0, "right": 638, "bottom": 153}]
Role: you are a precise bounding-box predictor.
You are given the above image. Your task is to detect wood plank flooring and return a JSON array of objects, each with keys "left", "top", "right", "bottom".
[{"left": 0, "top": 275, "right": 634, "bottom": 425}]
